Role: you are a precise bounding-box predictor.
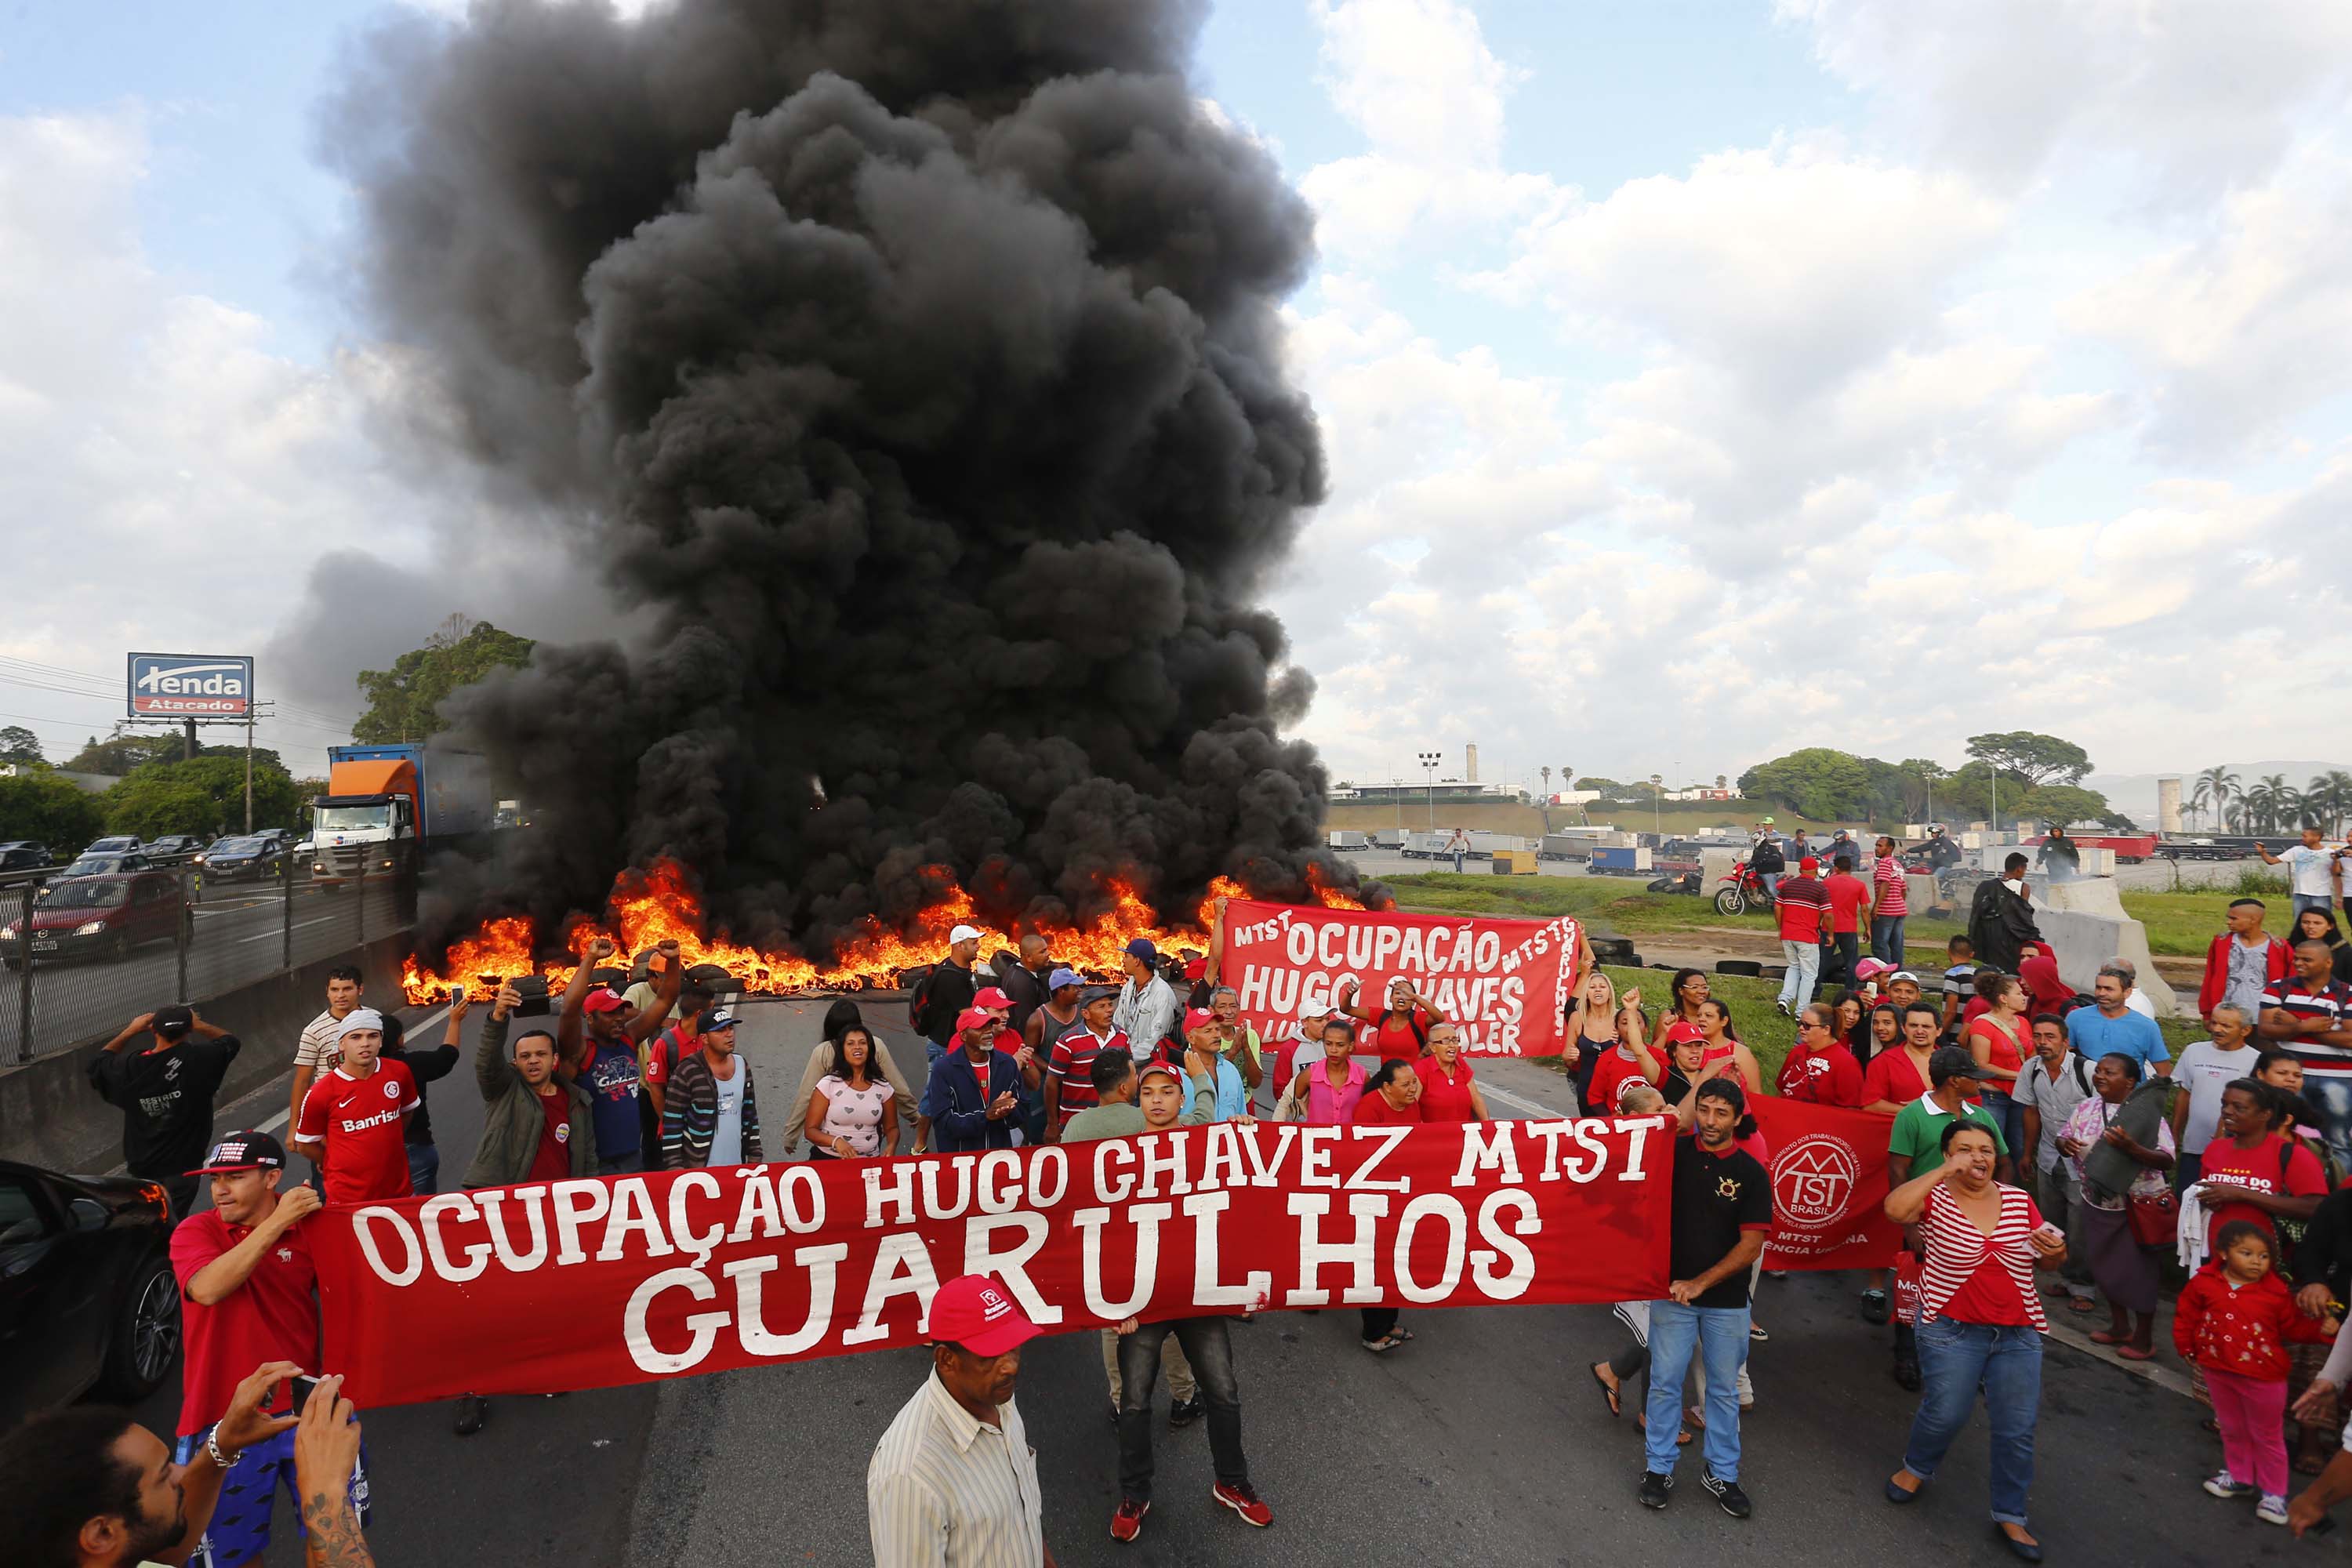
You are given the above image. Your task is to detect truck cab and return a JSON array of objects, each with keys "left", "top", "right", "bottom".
[{"left": 308, "top": 742, "right": 494, "bottom": 886}]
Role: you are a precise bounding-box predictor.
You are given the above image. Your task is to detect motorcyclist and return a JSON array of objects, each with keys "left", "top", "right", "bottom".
[
  {"left": 1921, "top": 825, "right": 1963, "bottom": 871},
  {"left": 1750, "top": 817, "right": 1786, "bottom": 898}
]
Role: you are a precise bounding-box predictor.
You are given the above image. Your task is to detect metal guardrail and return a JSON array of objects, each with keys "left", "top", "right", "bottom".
[{"left": 0, "top": 858, "right": 416, "bottom": 1063}]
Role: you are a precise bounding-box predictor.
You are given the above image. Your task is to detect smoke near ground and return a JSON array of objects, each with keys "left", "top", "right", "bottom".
[{"left": 325, "top": 0, "right": 1376, "bottom": 960}]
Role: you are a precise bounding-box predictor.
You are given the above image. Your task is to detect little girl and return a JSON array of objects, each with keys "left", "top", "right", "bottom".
[{"left": 2172, "top": 1221, "right": 2341, "bottom": 1525}]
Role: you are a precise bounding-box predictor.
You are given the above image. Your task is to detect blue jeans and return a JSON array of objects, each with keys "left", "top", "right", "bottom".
[
  {"left": 2296, "top": 894, "right": 2332, "bottom": 920},
  {"left": 2299, "top": 1073, "right": 2352, "bottom": 1178},
  {"left": 1453, "top": 852, "right": 1466, "bottom": 873},
  {"left": 406, "top": 1142, "right": 440, "bottom": 1197},
  {"left": 1978, "top": 1090, "right": 2024, "bottom": 1162},
  {"left": 1759, "top": 871, "right": 1780, "bottom": 899},
  {"left": 1904, "top": 1317, "right": 2042, "bottom": 1525},
  {"left": 1778, "top": 939, "right": 1820, "bottom": 1011},
  {"left": 1644, "top": 1300, "right": 1748, "bottom": 1481},
  {"left": 1871, "top": 914, "right": 1906, "bottom": 966}
]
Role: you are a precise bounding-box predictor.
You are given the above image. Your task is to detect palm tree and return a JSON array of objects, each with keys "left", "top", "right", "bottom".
[
  {"left": 1541, "top": 765, "right": 1552, "bottom": 800},
  {"left": 2192, "top": 765, "right": 2238, "bottom": 833},
  {"left": 2313, "top": 771, "right": 2352, "bottom": 838},
  {"left": 2249, "top": 773, "right": 2292, "bottom": 835}
]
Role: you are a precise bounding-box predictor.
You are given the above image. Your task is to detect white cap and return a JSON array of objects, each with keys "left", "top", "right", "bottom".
[
  {"left": 949, "top": 924, "right": 982, "bottom": 945},
  {"left": 332, "top": 1007, "right": 385, "bottom": 1042}
]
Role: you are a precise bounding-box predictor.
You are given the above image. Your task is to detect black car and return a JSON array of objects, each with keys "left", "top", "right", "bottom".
[
  {"left": 0, "top": 1159, "right": 180, "bottom": 1432},
  {"left": 143, "top": 835, "right": 205, "bottom": 862},
  {"left": 53, "top": 851, "right": 151, "bottom": 881},
  {"left": 197, "top": 836, "right": 283, "bottom": 882},
  {"left": 0, "top": 840, "right": 52, "bottom": 873}
]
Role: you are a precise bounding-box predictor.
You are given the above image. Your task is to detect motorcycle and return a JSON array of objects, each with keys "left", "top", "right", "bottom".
[{"left": 1712, "top": 858, "right": 1778, "bottom": 916}]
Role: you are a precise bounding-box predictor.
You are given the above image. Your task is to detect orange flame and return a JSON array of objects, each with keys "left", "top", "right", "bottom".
[{"left": 401, "top": 859, "right": 1357, "bottom": 1004}]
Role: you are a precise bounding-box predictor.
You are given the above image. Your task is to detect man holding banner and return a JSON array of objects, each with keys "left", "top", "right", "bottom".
[{"left": 1643, "top": 1078, "right": 1772, "bottom": 1521}]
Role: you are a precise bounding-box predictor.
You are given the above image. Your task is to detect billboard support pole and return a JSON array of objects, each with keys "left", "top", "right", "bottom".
[
  {"left": 183, "top": 718, "right": 197, "bottom": 762},
  {"left": 244, "top": 712, "right": 254, "bottom": 834}
]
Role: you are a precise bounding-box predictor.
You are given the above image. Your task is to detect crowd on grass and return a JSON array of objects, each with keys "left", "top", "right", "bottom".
[{"left": 21, "top": 874, "right": 2352, "bottom": 1564}]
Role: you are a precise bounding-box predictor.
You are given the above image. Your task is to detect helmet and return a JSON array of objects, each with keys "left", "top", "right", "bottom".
[
  {"left": 1759, "top": 815, "right": 1776, "bottom": 825},
  {"left": 1928, "top": 823, "right": 1946, "bottom": 834}
]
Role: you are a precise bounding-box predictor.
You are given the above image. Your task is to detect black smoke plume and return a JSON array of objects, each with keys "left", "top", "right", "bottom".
[{"left": 327, "top": 0, "right": 1377, "bottom": 961}]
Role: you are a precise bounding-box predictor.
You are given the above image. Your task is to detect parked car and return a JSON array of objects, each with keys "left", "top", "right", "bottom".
[
  {"left": 0, "top": 1157, "right": 180, "bottom": 1432},
  {"left": 0, "top": 840, "right": 53, "bottom": 873},
  {"left": 82, "top": 836, "right": 143, "bottom": 857},
  {"left": 196, "top": 835, "right": 284, "bottom": 882},
  {"left": 141, "top": 834, "right": 205, "bottom": 862},
  {"left": 2, "top": 870, "right": 187, "bottom": 964}
]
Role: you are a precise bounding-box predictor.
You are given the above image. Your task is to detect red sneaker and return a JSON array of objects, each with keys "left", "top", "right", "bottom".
[
  {"left": 1212, "top": 1480, "right": 1274, "bottom": 1527},
  {"left": 1110, "top": 1498, "right": 1150, "bottom": 1542}
]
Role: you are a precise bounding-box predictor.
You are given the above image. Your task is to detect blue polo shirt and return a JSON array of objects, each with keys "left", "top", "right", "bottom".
[{"left": 2064, "top": 1007, "right": 2170, "bottom": 1078}]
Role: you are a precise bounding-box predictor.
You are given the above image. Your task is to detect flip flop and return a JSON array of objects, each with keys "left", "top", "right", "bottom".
[
  {"left": 2116, "top": 1345, "right": 2155, "bottom": 1362},
  {"left": 1635, "top": 1414, "right": 1693, "bottom": 1446},
  {"left": 1685, "top": 1404, "right": 1707, "bottom": 1431},
  {"left": 1590, "top": 1363, "right": 1622, "bottom": 1417},
  {"left": 2089, "top": 1329, "right": 2126, "bottom": 1345},
  {"left": 2298, "top": 1451, "right": 2330, "bottom": 1476},
  {"left": 2067, "top": 1298, "right": 2099, "bottom": 1314}
]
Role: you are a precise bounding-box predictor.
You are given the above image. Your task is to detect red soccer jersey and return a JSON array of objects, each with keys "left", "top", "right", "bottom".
[
  {"left": 1774, "top": 877, "right": 1830, "bottom": 941},
  {"left": 296, "top": 1061, "right": 418, "bottom": 1205},
  {"left": 2200, "top": 1134, "right": 2329, "bottom": 1248},
  {"left": 1414, "top": 1055, "right": 1479, "bottom": 1123},
  {"left": 169, "top": 1207, "right": 318, "bottom": 1435}
]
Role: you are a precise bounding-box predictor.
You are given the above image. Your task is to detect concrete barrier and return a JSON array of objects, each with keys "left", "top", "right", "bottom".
[
  {"left": 0, "top": 934, "right": 412, "bottom": 1177},
  {"left": 2029, "top": 881, "right": 2176, "bottom": 1017}
]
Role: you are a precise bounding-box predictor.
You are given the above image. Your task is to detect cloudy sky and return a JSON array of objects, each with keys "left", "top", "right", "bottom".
[{"left": 5, "top": 2, "right": 2347, "bottom": 804}]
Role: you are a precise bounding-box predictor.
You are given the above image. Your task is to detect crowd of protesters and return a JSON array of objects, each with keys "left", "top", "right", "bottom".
[{"left": 40, "top": 862, "right": 2352, "bottom": 1564}]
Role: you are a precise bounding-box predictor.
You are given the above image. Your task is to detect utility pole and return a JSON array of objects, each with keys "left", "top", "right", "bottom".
[
  {"left": 244, "top": 710, "right": 255, "bottom": 833},
  {"left": 1650, "top": 774, "right": 1663, "bottom": 838}
]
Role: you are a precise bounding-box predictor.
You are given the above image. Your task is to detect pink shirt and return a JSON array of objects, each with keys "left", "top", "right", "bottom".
[{"left": 1302, "top": 1058, "right": 1367, "bottom": 1124}]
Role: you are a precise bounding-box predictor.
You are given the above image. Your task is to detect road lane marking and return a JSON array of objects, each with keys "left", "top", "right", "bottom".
[{"left": 1482, "top": 1080, "right": 1570, "bottom": 1119}]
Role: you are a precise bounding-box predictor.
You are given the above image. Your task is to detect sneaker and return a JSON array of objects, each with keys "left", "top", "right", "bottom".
[
  {"left": 1775, "top": 999, "right": 1793, "bottom": 1018},
  {"left": 1701, "top": 1470, "right": 1753, "bottom": 1519},
  {"left": 1212, "top": 1480, "right": 1274, "bottom": 1526},
  {"left": 2203, "top": 1472, "right": 2256, "bottom": 1500},
  {"left": 1638, "top": 1472, "right": 1673, "bottom": 1510},
  {"left": 1169, "top": 1396, "right": 1204, "bottom": 1428},
  {"left": 1860, "top": 1289, "right": 1889, "bottom": 1324},
  {"left": 2258, "top": 1495, "right": 2290, "bottom": 1526},
  {"left": 453, "top": 1392, "right": 488, "bottom": 1437},
  {"left": 1110, "top": 1498, "right": 1151, "bottom": 1542}
]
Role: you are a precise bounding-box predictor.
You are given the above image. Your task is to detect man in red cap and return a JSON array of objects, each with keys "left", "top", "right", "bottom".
[
  {"left": 869, "top": 1274, "right": 1053, "bottom": 1566},
  {"left": 169, "top": 1131, "right": 372, "bottom": 1565},
  {"left": 920, "top": 1008, "right": 1039, "bottom": 1154},
  {"left": 1773, "top": 855, "right": 1830, "bottom": 1018}
]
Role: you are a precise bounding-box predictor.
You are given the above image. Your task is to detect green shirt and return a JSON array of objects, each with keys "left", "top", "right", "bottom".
[
  {"left": 1889, "top": 1094, "right": 2007, "bottom": 1176},
  {"left": 1061, "top": 1100, "right": 1209, "bottom": 1142}
]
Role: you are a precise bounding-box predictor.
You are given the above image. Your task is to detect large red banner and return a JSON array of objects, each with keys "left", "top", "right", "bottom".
[
  {"left": 310, "top": 1119, "right": 1670, "bottom": 1408},
  {"left": 1220, "top": 898, "right": 1583, "bottom": 1056},
  {"left": 1749, "top": 1097, "right": 1901, "bottom": 1269}
]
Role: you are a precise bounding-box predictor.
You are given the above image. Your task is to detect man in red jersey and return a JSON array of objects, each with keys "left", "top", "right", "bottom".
[
  {"left": 291, "top": 1009, "right": 418, "bottom": 1205},
  {"left": 169, "top": 1131, "right": 370, "bottom": 1567}
]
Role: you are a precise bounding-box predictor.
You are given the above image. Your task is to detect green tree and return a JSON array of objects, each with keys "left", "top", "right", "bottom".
[
  {"left": 0, "top": 726, "right": 42, "bottom": 764},
  {"left": 1737, "top": 749, "right": 1873, "bottom": 820},
  {"left": 1963, "top": 731, "right": 2092, "bottom": 789},
  {"left": 2191, "top": 766, "right": 2240, "bottom": 833},
  {"left": 103, "top": 756, "right": 303, "bottom": 839},
  {"left": 2014, "top": 784, "right": 2112, "bottom": 829},
  {"left": 62, "top": 724, "right": 185, "bottom": 777},
  {"left": 354, "top": 614, "right": 535, "bottom": 744},
  {"left": 1574, "top": 777, "right": 1621, "bottom": 794},
  {"left": 0, "top": 771, "right": 106, "bottom": 850}
]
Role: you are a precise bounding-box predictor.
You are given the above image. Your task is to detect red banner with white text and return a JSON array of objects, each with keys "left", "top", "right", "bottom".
[
  {"left": 1219, "top": 898, "right": 1583, "bottom": 1056},
  {"left": 1750, "top": 1097, "right": 1902, "bottom": 1269},
  {"left": 310, "top": 1119, "right": 1670, "bottom": 1408}
]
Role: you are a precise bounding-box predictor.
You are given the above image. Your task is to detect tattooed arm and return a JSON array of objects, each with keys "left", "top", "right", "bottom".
[{"left": 294, "top": 1375, "right": 376, "bottom": 1568}]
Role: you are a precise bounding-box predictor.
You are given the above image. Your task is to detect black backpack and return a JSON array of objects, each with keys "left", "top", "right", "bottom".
[{"left": 905, "top": 963, "right": 938, "bottom": 1035}]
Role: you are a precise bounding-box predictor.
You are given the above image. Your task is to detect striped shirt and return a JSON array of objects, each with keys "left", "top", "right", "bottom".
[
  {"left": 2261, "top": 977, "right": 2352, "bottom": 1075},
  {"left": 1871, "top": 856, "right": 1908, "bottom": 916},
  {"left": 1045, "top": 1026, "right": 1127, "bottom": 1123},
  {"left": 869, "top": 1370, "right": 1044, "bottom": 1568},
  {"left": 293, "top": 1007, "right": 349, "bottom": 1072},
  {"left": 1917, "top": 1183, "right": 2045, "bottom": 1330}
]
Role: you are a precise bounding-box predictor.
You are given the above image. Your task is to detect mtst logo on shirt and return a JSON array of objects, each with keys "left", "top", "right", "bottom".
[{"left": 1772, "top": 1134, "right": 1861, "bottom": 1229}]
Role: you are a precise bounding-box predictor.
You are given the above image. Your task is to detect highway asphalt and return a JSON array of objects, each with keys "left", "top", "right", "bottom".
[{"left": 134, "top": 994, "right": 2340, "bottom": 1566}]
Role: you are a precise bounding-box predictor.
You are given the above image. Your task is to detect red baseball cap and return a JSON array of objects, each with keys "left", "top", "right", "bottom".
[
  {"left": 1182, "top": 1007, "right": 1216, "bottom": 1036},
  {"left": 1662, "top": 1021, "right": 1708, "bottom": 1046},
  {"left": 955, "top": 1007, "right": 995, "bottom": 1033},
  {"left": 582, "top": 988, "right": 630, "bottom": 1015},
  {"left": 1184, "top": 958, "right": 1207, "bottom": 981},
  {"left": 972, "top": 986, "right": 1013, "bottom": 1014},
  {"left": 927, "top": 1274, "right": 1040, "bottom": 1356}
]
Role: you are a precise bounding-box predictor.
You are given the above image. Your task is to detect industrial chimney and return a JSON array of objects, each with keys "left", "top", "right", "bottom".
[
  {"left": 1465, "top": 743, "right": 1479, "bottom": 783},
  {"left": 2157, "top": 777, "right": 2183, "bottom": 835}
]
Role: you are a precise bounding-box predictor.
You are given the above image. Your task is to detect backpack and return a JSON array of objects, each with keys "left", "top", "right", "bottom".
[{"left": 905, "top": 964, "right": 938, "bottom": 1035}]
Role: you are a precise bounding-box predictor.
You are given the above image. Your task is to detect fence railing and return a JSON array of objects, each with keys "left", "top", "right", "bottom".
[{"left": 0, "top": 857, "right": 415, "bottom": 1063}]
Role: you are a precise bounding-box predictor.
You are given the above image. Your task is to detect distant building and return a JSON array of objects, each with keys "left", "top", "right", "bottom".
[
  {"left": 1331, "top": 779, "right": 1531, "bottom": 805},
  {"left": 0, "top": 763, "right": 118, "bottom": 794}
]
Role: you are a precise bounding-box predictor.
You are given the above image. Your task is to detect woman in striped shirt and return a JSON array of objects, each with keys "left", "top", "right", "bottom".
[{"left": 1881, "top": 1121, "right": 2069, "bottom": 1563}]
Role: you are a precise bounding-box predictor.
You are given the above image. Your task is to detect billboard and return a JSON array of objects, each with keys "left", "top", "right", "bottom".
[{"left": 127, "top": 653, "right": 253, "bottom": 718}]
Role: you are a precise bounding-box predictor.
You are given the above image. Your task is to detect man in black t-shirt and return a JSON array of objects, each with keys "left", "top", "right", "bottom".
[
  {"left": 1640, "top": 1076, "right": 1771, "bottom": 1521},
  {"left": 86, "top": 1004, "right": 241, "bottom": 1219}
]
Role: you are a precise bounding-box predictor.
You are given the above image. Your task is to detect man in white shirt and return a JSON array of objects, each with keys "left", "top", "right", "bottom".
[
  {"left": 2259, "top": 826, "right": 2343, "bottom": 920},
  {"left": 2108, "top": 957, "right": 2158, "bottom": 1020},
  {"left": 1112, "top": 938, "right": 1178, "bottom": 1062},
  {"left": 2169, "top": 1004, "right": 2259, "bottom": 1189},
  {"left": 2015, "top": 1013, "right": 2097, "bottom": 1312},
  {"left": 869, "top": 1274, "right": 1052, "bottom": 1568}
]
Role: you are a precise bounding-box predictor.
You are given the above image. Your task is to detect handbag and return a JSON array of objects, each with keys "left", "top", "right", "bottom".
[{"left": 2126, "top": 1185, "right": 2179, "bottom": 1247}]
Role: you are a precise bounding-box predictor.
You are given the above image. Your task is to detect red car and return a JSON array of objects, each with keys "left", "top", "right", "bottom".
[{"left": 1, "top": 871, "right": 187, "bottom": 965}]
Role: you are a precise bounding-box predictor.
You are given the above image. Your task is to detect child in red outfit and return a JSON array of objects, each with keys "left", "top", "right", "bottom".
[{"left": 2172, "top": 1221, "right": 2340, "bottom": 1524}]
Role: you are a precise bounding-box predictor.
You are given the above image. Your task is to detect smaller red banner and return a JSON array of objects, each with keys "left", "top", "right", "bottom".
[{"left": 1749, "top": 1096, "right": 1902, "bottom": 1270}]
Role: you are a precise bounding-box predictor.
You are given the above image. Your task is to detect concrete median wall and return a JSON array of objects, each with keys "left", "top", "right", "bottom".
[
  {"left": 0, "top": 934, "right": 412, "bottom": 1177},
  {"left": 2030, "top": 880, "right": 2176, "bottom": 1018}
]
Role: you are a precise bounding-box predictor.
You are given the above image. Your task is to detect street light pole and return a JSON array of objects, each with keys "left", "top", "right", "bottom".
[
  {"left": 1650, "top": 774, "right": 1663, "bottom": 838},
  {"left": 1417, "top": 750, "right": 1443, "bottom": 833}
]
